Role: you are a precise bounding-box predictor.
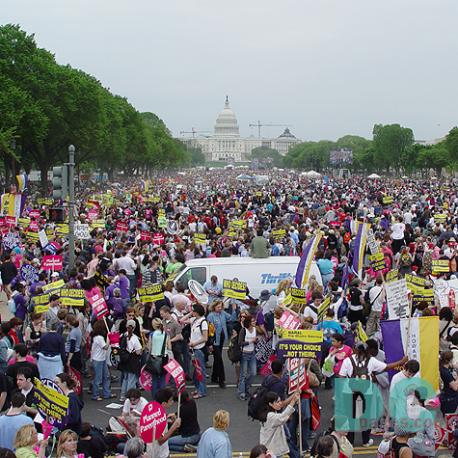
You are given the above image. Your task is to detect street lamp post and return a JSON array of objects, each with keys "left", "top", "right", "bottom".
[{"left": 67, "top": 145, "right": 76, "bottom": 271}]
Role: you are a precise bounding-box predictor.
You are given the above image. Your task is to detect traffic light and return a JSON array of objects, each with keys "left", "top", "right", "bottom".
[{"left": 52, "top": 165, "right": 68, "bottom": 200}]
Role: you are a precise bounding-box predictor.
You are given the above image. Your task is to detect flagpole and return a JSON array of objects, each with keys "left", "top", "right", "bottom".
[{"left": 298, "top": 359, "right": 304, "bottom": 458}]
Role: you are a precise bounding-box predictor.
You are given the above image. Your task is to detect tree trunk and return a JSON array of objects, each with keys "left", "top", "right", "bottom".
[{"left": 40, "top": 166, "right": 48, "bottom": 196}]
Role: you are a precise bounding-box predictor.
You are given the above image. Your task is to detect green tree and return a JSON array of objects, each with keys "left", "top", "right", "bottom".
[
  {"left": 372, "top": 124, "right": 414, "bottom": 173},
  {"left": 445, "top": 127, "right": 458, "bottom": 163},
  {"left": 250, "top": 146, "right": 284, "bottom": 167}
]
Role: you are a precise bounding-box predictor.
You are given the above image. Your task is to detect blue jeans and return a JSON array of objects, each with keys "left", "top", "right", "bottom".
[
  {"left": 127, "top": 274, "right": 136, "bottom": 297},
  {"left": 121, "top": 371, "right": 138, "bottom": 398},
  {"left": 168, "top": 433, "right": 201, "bottom": 452},
  {"left": 288, "top": 397, "right": 311, "bottom": 451},
  {"left": 192, "top": 349, "right": 207, "bottom": 396},
  {"left": 151, "top": 373, "right": 166, "bottom": 401},
  {"left": 92, "top": 360, "right": 111, "bottom": 399},
  {"left": 238, "top": 351, "right": 257, "bottom": 396}
]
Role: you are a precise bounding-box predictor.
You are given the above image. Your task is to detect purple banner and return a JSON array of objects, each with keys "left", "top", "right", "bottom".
[{"left": 380, "top": 319, "right": 404, "bottom": 380}]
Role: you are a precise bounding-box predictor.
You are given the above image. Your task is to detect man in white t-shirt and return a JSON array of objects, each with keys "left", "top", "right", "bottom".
[
  {"left": 366, "top": 276, "right": 385, "bottom": 337},
  {"left": 189, "top": 304, "right": 208, "bottom": 399},
  {"left": 389, "top": 359, "right": 420, "bottom": 394}
]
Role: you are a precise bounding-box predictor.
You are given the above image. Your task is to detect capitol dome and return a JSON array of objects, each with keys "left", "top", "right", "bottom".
[{"left": 214, "top": 96, "right": 240, "bottom": 137}]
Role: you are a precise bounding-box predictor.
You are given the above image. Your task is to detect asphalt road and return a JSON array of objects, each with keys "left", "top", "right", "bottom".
[{"left": 82, "top": 351, "right": 452, "bottom": 457}]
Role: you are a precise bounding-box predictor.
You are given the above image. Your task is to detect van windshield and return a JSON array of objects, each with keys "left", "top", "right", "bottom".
[{"left": 176, "top": 266, "right": 206, "bottom": 291}]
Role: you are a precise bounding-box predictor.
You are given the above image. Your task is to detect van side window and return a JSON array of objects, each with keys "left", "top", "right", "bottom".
[{"left": 177, "top": 267, "right": 206, "bottom": 290}]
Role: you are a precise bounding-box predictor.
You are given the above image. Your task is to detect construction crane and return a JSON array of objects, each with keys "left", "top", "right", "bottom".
[
  {"left": 249, "top": 121, "right": 292, "bottom": 138},
  {"left": 179, "top": 128, "right": 211, "bottom": 138}
]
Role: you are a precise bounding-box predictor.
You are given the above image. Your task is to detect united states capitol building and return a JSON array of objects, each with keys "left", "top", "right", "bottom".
[{"left": 180, "top": 96, "right": 301, "bottom": 162}]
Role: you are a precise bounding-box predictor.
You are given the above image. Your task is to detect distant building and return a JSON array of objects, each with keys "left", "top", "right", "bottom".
[{"left": 180, "top": 96, "right": 301, "bottom": 161}]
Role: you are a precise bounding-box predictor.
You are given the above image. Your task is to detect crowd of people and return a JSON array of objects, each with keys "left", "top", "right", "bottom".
[{"left": 0, "top": 169, "right": 457, "bottom": 457}]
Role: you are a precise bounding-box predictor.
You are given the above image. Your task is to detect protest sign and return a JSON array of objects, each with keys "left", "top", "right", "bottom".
[
  {"left": 20, "top": 264, "right": 39, "bottom": 284},
  {"left": 157, "top": 216, "right": 167, "bottom": 228},
  {"left": 56, "top": 223, "right": 69, "bottom": 236},
  {"left": 432, "top": 259, "right": 450, "bottom": 274},
  {"left": 366, "top": 229, "right": 379, "bottom": 255},
  {"left": 412, "top": 289, "right": 434, "bottom": 307},
  {"left": 434, "top": 214, "right": 447, "bottom": 224},
  {"left": 139, "top": 366, "right": 153, "bottom": 391},
  {"left": 90, "top": 219, "right": 105, "bottom": 229},
  {"left": 164, "top": 359, "right": 186, "bottom": 394},
  {"left": 116, "top": 221, "right": 128, "bottom": 232},
  {"left": 33, "top": 378, "right": 69, "bottom": 428},
  {"left": 277, "top": 329, "right": 323, "bottom": 359},
  {"left": 284, "top": 287, "right": 307, "bottom": 307},
  {"left": 272, "top": 229, "right": 286, "bottom": 241},
  {"left": 37, "top": 198, "right": 53, "bottom": 206},
  {"left": 369, "top": 252, "right": 386, "bottom": 272},
  {"left": 317, "top": 295, "right": 332, "bottom": 322},
  {"left": 386, "top": 278, "right": 410, "bottom": 319},
  {"left": 34, "top": 294, "right": 50, "bottom": 313},
  {"left": 405, "top": 274, "right": 428, "bottom": 294},
  {"left": 140, "top": 230, "right": 152, "bottom": 242},
  {"left": 18, "top": 217, "right": 30, "bottom": 227},
  {"left": 87, "top": 209, "right": 99, "bottom": 221},
  {"left": 39, "top": 229, "right": 49, "bottom": 248},
  {"left": 41, "top": 255, "right": 63, "bottom": 271},
  {"left": 277, "top": 310, "right": 301, "bottom": 330},
  {"left": 94, "top": 271, "right": 110, "bottom": 289},
  {"left": 138, "top": 284, "right": 165, "bottom": 302},
  {"left": 60, "top": 289, "right": 85, "bottom": 307},
  {"left": 385, "top": 269, "right": 399, "bottom": 283},
  {"left": 152, "top": 232, "right": 164, "bottom": 245},
  {"left": 382, "top": 195, "right": 394, "bottom": 205},
  {"left": 230, "top": 220, "right": 246, "bottom": 230},
  {"left": 29, "top": 210, "right": 41, "bottom": 219},
  {"left": 193, "top": 233, "right": 207, "bottom": 245},
  {"left": 222, "top": 279, "right": 247, "bottom": 300},
  {"left": 288, "top": 358, "right": 307, "bottom": 394},
  {"left": 5, "top": 216, "right": 17, "bottom": 227},
  {"left": 26, "top": 231, "right": 39, "bottom": 242},
  {"left": 139, "top": 401, "right": 168, "bottom": 443},
  {"left": 2, "top": 232, "right": 19, "bottom": 249},
  {"left": 88, "top": 292, "right": 109, "bottom": 319},
  {"left": 28, "top": 220, "right": 39, "bottom": 232},
  {"left": 74, "top": 223, "right": 90, "bottom": 240},
  {"left": 42, "top": 279, "right": 65, "bottom": 293}
]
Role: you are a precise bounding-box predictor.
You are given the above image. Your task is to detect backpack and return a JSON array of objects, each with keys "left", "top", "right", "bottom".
[
  {"left": 227, "top": 332, "right": 242, "bottom": 363},
  {"left": 247, "top": 385, "right": 269, "bottom": 421},
  {"left": 349, "top": 356, "right": 370, "bottom": 390}
]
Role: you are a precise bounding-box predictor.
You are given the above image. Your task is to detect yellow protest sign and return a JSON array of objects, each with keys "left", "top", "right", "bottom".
[
  {"left": 60, "top": 289, "right": 85, "bottom": 307},
  {"left": 138, "top": 284, "right": 165, "bottom": 302}
]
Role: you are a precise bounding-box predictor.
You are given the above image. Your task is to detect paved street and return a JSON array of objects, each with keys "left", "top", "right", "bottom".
[{"left": 82, "top": 350, "right": 454, "bottom": 456}]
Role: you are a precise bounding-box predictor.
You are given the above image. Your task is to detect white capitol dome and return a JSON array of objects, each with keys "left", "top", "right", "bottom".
[{"left": 214, "top": 96, "right": 240, "bottom": 137}]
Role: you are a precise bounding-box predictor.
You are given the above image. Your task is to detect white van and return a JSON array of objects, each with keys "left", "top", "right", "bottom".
[{"left": 173, "top": 257, "right": 323, "bottom": 298}]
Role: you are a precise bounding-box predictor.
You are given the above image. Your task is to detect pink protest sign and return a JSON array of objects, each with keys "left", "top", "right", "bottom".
[
  {"left": 29, "top": 210, "right": 41, "bottom": 219},
  {"left": 5, "top": 216, "right": 17, "bottom": 227},
  {"left": 41, "top": 255, "right": 63, "bottom": 271},
  {"left": 88, "top": 292, "right": 109, "bottom": 319},
  {"left": 288, "top": 358, "right": 307, "bottom": 394},
  {"left": 116, "top": 221, "right": 128, "bottom": 232},
  {"left": 139, "top": 366, "right": 152, "bottom": 391},
  {"left": 139, "top": 401, "right": 167, "bottom": 443},
  {"left": 164, "top": 359, "right": 186, "bottom": 393},
  {"left": 152, "top": 232, "right": 164, "bottom": 246},
  {"left": 87, "top": 209, "right": 99, "bottom": 221},
  {"left": 140, "top": 231, "right": 152, "bottom": 242},
  {"left": 278, "top": 310, "right": 301, "bottom": 330}
]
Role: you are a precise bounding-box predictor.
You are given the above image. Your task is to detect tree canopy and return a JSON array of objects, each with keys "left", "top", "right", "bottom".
[{"left": 0, "top": 24, "right": 188, "bottom": 190}]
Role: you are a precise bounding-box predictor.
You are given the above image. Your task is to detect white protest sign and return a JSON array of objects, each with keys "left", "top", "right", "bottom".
[
  {"left": 74, "top": 223, "right": 90, "bottom": 240},
  {"left": 2, "top": 232, "right": 19, "bottom": 250},
  {"left": 386, "top": 278, "right": 410, "bottom": 319},
  {"left": 39, "top": 229, "right": 49, "bottom": 248},
  {"left": 366, "top": 229, "right": 379, "bottom": 256}
]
